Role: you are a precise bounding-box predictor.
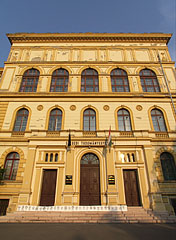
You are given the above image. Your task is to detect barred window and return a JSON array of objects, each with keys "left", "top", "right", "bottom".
[
  {"left": 140, "top": 69, "right": 160, "bottom": 92},
  {"left": 151, "top": 109, "right": 167, "bottom": 132},
  {"left": 81, "top": 68, "right": 99, "bottom": 92},
  {"left": 50, "top": 68, "right": 69, "bottom": 92},
  {"left": 48, "top": 108, "right": 62, "bottom": 131},
  {"left": 13, "top": 108, "right": 29, "bottom": 132},
  {"left": 4, "top": 152, "right": 20, "bottom": 180},
  {"left": 160, "top": 152, "right": 176, "bottom": 180},
  {"left": 19, "top": 68, "right": 39, "bottom": 92},
  {"left": 111, "top": 68, "right": 130, "bottom": 92},
  {"left": 83, "top": 108, "right": 96, "bottom": 131},
  {"left": 117, "top": 109, "right": 132, "bottom": 131}
]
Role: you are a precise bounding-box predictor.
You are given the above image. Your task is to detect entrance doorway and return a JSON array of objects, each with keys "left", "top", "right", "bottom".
[
  {"left": 0, "top": 199, "right": 9, "bottom": 216},
  {"left": 40, "top": 169, "right": 57, "bottom": 206},
  {"left": 80, "top": 153, "right": 101, "bottom": 206},
  {"left": 171, "top": 199, "right": 176, "bottom": 215},
  {"left": 123, "top": 169, "right": 141, "bottom": 206}
]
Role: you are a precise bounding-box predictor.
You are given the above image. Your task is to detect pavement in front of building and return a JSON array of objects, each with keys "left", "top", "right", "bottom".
[{"left": 0, "top": 223, "right": 176, "bottom": 240}]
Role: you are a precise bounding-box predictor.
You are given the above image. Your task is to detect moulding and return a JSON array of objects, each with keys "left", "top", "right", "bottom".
[{"left": 7, "top": 33, "right": 172, "bottom": 45}]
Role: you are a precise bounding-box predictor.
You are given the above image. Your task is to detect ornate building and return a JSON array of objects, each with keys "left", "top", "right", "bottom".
[{"left": 0, "top": 33, "right": 176, "bottom": 216}]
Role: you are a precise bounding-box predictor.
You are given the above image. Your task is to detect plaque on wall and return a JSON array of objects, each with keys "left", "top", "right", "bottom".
[
  {"left": 108, "top": 175, "right": 115, "bottom": 185},
  {"left": 65, "top": 175, "right": 72, "bottom": 185}
]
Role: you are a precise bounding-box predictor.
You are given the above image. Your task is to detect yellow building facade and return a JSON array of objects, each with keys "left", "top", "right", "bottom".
[{"left": 0, "top": 33, "right": 176, "bottom": 215}]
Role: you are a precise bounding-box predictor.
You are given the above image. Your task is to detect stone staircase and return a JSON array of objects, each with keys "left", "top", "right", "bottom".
[{"left": 0, "top": 207, "right": 176, "bottom": 223}]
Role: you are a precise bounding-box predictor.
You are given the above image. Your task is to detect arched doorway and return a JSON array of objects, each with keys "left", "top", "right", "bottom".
[{"left": 80, "top": 153, "right": 101, "bottom": 206}]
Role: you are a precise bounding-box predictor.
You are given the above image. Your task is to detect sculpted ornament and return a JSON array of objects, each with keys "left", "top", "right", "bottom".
[
  {"left": 37, "top": 105, "right": 44, "bottom": 111},
  {"left": 103, "top": 105, "right": 110, "bottom": 111},
  {"left": 70, "top": 105, "right": 76, "bottom": 111},
  {"left": 136, "top": 105, "right": 143, "bottom": 111}
]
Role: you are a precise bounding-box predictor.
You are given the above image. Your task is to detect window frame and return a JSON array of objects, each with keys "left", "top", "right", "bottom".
[
  {"left": 13, "top": 108, "right": 29, "bottom": 132},
  {"left": 19, "top": 68, "right": 40, "bottom": 92},
  {"left": 4, "top": 152, "right": 20, "bottom": 180},
  {"left": 140, "top": 69, "right": 160, "bottom": 92},
  {"left": 83, "top": 108, "right": 96, "bottom": 131},
  {"left": 50, "top": 68, "right": 69, "bottom": 92},
  {"left": 48, "top": 108, "right": 63, "bottom": 131},
  {"left": 151, "top": 108, "right": 167, "bottom": 132},
  {"left": 110, "top": 68, "right": 130, "bottom": 92},
  {"left": 160, "top": 152, "right": 176, "bottom": 181},
  {"left": 117, "top": 108, "right": 132, "bottom": 131},
  {"left": 81, "top": 68, "right": 99, "bottom": 92}
]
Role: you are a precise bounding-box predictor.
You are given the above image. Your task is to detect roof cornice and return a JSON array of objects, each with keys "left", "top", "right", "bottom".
[{"left": 6, "top": 33, "right": 172, "bottom": 45}]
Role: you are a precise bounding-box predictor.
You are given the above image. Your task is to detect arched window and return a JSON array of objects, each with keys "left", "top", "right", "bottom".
[
  {"left": 140, "top": 69, "right": 160, "bottom": 92},
  {"left": 13, "top": 108, "right": 29, "bottom": 132},
  {"left": 81, "top": 68, "right": 99, "bottom": 92},
  {"left": 4, "top": 152, "right": 20, "bottom": 180},
  {"left": 48, "top": 108, "right": 62, "bottom": 131},
  {"left": 151, "top": 109, "right": 167, "bottom": 132},
  {"left": 160, "top": 152, "right": 176, "bottom": 180},
  {"left": 81, "top": 153, "right": 99, "bottom": 165},
  {"left": 50, "top": 68, "right": 69, "bottom": 92},
  {"left": 110, "top": 68, "right": 130, "bottom": 92},
  {"left": 83, "top": 108, "right": 96, "bottom": 131},
  {"left": 19, "top": 68, "right": 39, "bottom": 92},
  {"left": 117, "top": 109, "right": 132, "bottom": 131}
]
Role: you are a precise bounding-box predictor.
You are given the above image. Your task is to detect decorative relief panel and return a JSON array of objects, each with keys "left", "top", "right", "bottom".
[
  {"left": 56, "top": 50, "right": 70, "bottom": 61},
  {"left": 109, "top": 49, "right": 123, "bottom": 61},
  {"left": 82, "top": 50, "right": 96, "bottom": 61},
  {"left": 72, "top": 50, "right": 80, "bottom": 61},
  {"left": 99, "top": 50, "right": 106, "bottom": 61},
  {"left": 135, "top": 49, "right": 150, "bottom": 61}
]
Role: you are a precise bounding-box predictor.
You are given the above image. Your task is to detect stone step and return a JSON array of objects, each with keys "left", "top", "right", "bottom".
[{"left": 1, "top": 207, "right": 176, "bottom": 223}]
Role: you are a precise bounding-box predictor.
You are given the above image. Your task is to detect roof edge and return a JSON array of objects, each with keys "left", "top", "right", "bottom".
[{"left": 6, "top": 32, "right": 172, "bottom": 45}]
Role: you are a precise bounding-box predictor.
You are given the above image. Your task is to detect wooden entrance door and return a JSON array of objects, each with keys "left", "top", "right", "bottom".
[
  {"left": 0, "top": 199, "right": 9, "bottom": 216},
  {"left": 80, "top": 153, "right": 101, "bottom": 206},
  {"left": 40, "top": 169, "right": 57, "bottom": 206},
  {"left": 123, "top": 169, "right": 141, "bottom": 206}
]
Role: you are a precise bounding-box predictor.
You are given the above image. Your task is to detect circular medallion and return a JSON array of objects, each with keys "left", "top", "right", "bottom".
[
  {"left": 136, "top": 105, "right": 143, "bottom": 111},
  {"left": 70, "top": 105, "right": 76, "bottom": 111},
  {"left": 37, "top": 105, "right": 44, "bottom": 111},
  {"left": 103, "top": 105, "right": 110, "bottom": 111}
]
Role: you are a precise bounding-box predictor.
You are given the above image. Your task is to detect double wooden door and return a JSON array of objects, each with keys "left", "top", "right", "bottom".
[
  {"left": 40, "top": 169, "right": 57, "bottom": 206},
  {"left": 123, "top": 169, "right": 141, "bottom": 206},
  {"left": 80, "top": 153, "right": 101, "bottom": 206}
]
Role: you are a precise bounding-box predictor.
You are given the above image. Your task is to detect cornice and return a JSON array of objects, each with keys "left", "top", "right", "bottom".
[
  {"left": 6, "top": 33, "right": 172, "bottom": 45},
  {"left": 0, "top": 92, "right": 175, "bottom": 99}
]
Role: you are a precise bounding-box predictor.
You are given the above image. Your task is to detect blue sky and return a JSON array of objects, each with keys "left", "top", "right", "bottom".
[{"left": 0, "top": 0, "right": 175, "bottom": 66}]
